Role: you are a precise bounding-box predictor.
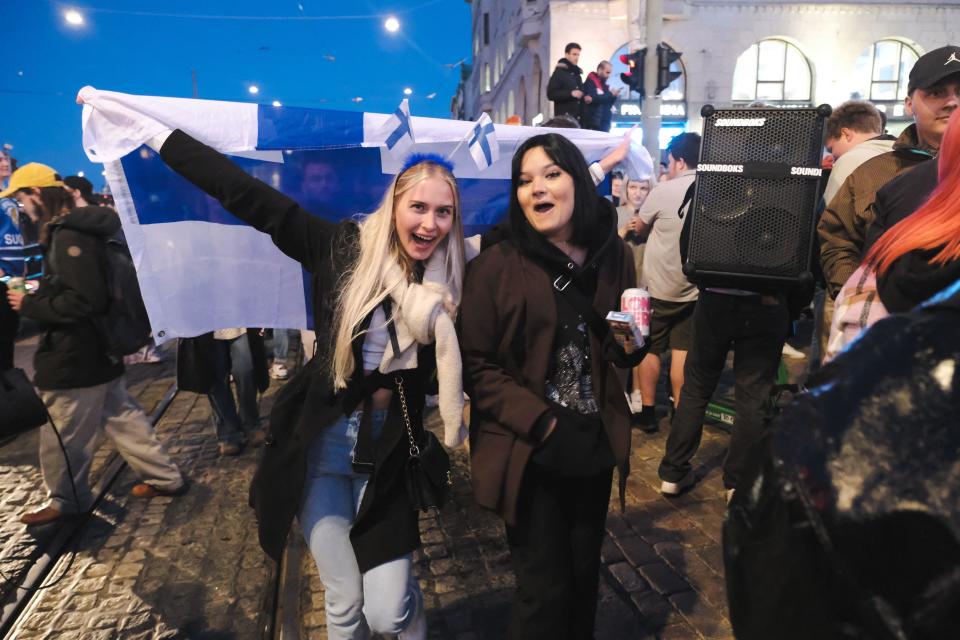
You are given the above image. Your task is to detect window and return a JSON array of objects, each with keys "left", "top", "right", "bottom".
[
  {"left": 483, "top": 13, "right": 490, "bottom": 46},
  {"left": 854, "top": 39, "right": 919, "bottom": 102},
  {"left": 732, "top": 38, "right": 812, "bottom": 104},
  {"left": 494, "top": 50, "right": 501, "bottom": 85},
  {"left": 508, "top": 90, "right": 515, "bottom": 117},
  {"left": 484, "top": 63, "right": 492, "bottom": 93}
]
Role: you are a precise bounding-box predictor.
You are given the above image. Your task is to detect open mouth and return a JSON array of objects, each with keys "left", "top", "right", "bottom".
[
  {"left": 411, "top": 232, "right": 436, "bottom": 247},
  {"left": 533, "top": 202, "right": 554, "bottom": 214}
]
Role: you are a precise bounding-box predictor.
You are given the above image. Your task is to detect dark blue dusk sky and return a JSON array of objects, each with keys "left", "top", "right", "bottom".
[{"left": 1, "top": 0, "right": 472, "bottom": 188}]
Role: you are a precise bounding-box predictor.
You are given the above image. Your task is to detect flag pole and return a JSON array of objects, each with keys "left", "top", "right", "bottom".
[{"left": 445, "top": 122, "right": 474, "bottom": 164}]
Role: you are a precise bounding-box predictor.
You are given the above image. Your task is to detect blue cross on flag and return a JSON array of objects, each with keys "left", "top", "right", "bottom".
[
  {"left": 467, "top": 113, "right": 499, "bottom": 171},
  {"left": 379, "top": 99, "right": 415, "bottom": 159}
]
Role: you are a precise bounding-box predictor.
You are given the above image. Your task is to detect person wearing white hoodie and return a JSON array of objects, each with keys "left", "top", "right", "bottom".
[
  {"left": 810, "top": 101, "right": 895, "bottom": 365},
  {"left": 822, "top": 100, "right": 895, "bottom": 205}
]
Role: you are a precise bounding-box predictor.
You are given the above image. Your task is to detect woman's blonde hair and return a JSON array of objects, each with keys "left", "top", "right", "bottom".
[{"left": 331, "top": 161, "right": 465, "bottom": 389}]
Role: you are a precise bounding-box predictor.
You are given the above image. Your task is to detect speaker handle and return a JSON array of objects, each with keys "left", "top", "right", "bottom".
[
  {"left": 701, "top": 104, "right": 715, "bottom": 118},
  {"left": 682, "top": 262, "right": 697, "bottom": 277},
  {"left": 816, "top": 104, "right": 833, "bottom": 117}
]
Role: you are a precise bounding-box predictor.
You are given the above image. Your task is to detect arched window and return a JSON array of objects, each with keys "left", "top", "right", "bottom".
[
  {"left": 494, "top": 50, "right": 501, "bottom": 85},
  {"left": 508, "top": 90, "right": 516, "bottom": 118},
  {"left": 732, "top": 38, "right": 812, "bottom": 104},
  {"left": 854, "top": 39, "right": 920, "bottom": 102},
  {"left": 484, "top": 63, "right": 492, "bottom": 93}
]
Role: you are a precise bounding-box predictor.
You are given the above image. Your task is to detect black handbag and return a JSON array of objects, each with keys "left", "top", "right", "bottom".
[
  {"left": 0, "top": 368, "right": 48, "bottom": 439},
  {"left": 394, "top": 374, "right": 451, "bottom": 514}
]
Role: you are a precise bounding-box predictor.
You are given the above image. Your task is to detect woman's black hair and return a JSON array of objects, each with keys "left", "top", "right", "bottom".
[{"left": 508, "top": 133, "right": 598, "bottom": 248}]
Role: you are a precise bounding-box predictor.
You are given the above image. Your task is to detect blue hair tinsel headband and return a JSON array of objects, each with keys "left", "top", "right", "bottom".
[{"left": 399, "top": 152, "right": 454, "bottom": 175}]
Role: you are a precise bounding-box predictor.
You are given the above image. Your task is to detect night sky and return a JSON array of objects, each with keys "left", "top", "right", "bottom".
[{"left": 1, "top": 0, "right": 472, "bottom": 187}]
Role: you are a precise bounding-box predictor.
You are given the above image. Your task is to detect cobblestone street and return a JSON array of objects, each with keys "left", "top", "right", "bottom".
[{"left": 1, "top": 333, "right": 811, "bottom": 639}]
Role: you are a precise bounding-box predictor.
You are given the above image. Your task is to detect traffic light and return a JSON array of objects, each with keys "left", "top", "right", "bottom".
[
  {"left": 619, "top": 48, "right": 646, "bottom": 97},
  {"left": 656, "top": 44, "right": 682, "bottom": 95}
]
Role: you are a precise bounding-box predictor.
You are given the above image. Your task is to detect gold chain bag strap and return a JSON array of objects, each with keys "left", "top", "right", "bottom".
[{"left": 395, "top": 374, "right": 452, "bottom": 515}]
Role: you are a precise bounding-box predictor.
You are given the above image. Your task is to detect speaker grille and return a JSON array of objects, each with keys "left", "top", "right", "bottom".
[
  {"left": 700, "top": 108, "right": 825, "bottom": 167},
  {"left": 685, "top": 105, "right": 828, "bottom": 288},
  {"left": 689, "top": 174, "right": 817, "bottom": 278}
]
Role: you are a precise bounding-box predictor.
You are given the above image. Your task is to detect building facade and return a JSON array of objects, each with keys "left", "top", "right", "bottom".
[{"left": 455, "top": 0, "right": 960, "bottom": 143}]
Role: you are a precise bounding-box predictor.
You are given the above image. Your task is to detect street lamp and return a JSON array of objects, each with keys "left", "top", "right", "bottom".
[
  {"left": 248, "top": 85, "right": 260, "bottom": 95},
  {"left": 403, "top": 88, "right": 413, "bottom": 96},
  {"left": 64, "top": 9, "right": 84, "bottom": 26},
  {"left": 384, "top": 16, "right": 400, "bottom": 33}
]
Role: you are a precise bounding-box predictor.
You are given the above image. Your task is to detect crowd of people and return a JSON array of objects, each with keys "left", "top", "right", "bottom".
[{"left": 0, "top": 41, "right": 957, "bottom": 640}]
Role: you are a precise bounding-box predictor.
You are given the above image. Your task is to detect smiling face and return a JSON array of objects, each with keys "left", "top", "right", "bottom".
[
  {"left": 393, "top": 175, "right": 456, "bottom": 262},
  {"left": 517, "top": 145, "right": 576, "bottom": 242},
  {"left": 906, "top": 76, "right": 960, "bottom": 149}
]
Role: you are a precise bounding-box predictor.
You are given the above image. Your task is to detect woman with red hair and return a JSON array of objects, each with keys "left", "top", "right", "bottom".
[{"left": 865, "top": 109, "right": 960, "bottom": 312}]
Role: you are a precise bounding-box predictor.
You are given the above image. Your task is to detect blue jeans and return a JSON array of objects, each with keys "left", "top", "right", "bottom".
[
  {"left": 273, "top": 329, "right": 291, "bottom": 361},
  {"left": 299, "top": 410, "right": 424, "bottom": 640},
  {"left": 206, "top": 335, "right": 260, "bottom": 444}
]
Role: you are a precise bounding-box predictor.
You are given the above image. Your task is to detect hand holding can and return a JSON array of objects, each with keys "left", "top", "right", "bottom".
[
  {"left": 7, "top": 277, "right": 27, "bottom": 295},
  {"left": 621, "top": 288, "right": 651, "bottom": 337}
]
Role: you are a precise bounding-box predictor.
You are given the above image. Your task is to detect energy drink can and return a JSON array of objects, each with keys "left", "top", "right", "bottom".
[
  {"left": 621, "top": 288, "right": 651, "bottom": 337},
  {"left": 6, "top": 277, "right": 26, "bottom": 295}
]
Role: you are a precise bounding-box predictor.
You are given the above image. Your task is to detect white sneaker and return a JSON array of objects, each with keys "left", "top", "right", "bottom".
[
  {"left": 660, "top": 472, "right": 696, "bottom": 496},
  {"left": 269, "top": 363, "right": 289, "bottom": 380},
  {"left": 782, "top": 343, "right": 805, "bottom": 359}
]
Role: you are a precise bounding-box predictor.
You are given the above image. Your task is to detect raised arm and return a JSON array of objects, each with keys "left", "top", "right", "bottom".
[{"left": 156, "top": 129, "right": 336, "bottom": 270}]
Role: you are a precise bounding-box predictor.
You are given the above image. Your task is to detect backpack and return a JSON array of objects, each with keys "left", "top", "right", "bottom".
[
  {"left": 48, "top": 225, "right": 152, "bottom": 360},
  {"left": 97, "top": 234, "right": 152, "bottom": 360}
]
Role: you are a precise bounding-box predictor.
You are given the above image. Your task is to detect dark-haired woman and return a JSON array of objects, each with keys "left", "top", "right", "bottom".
[{"left": 460, "top": 133, "right": 646, "bottom": 639}]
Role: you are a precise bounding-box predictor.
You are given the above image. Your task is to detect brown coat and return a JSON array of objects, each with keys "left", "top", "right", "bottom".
[
  {"left": 459, "top": 235, "right": 639, "bottom": 525},
  {"left": 817, "top": 125, "right": 934, "bottom": 298}
]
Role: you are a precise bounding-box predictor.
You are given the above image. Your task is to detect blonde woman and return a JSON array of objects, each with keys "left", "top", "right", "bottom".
[{"left": 143, "top": 129, "right": 467, "bottom": 640}]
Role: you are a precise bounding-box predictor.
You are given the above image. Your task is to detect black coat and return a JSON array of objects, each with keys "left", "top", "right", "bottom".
[
  {"left": 582, "top": 72, "right": 616, "bottom": 132},
  {"left": 724, "top": 279, "right": 960, "bottom": 639},
  {"left": 862, "top": 157, "right": 938, "bottom": 256},
  {"left": 547, "top": 59, "right": 585, "bottom": 122},
  {"left": 159, "top": 129, "right": 429, "bottom": 571},
  {"left": 176, "top": 330, "right": 270, "bottom": 394},
  {"left": 20, "top": 207, "right": 125, "bottom": 389},
  {"left": 861, "top": 158, "right": 955, "bottom": 313}
]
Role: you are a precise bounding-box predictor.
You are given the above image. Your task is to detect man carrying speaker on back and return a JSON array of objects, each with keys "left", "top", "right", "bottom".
[
  {"left": 818, "top": 46, "right": 960, "bottom": 305},
  {"left": 656, "top": 129, "right": 802, "bottom": 502}
]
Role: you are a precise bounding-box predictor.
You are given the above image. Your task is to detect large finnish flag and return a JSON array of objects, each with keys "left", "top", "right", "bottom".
[{"left": 79, "top": 87, "right": 653, "bottom": 342}]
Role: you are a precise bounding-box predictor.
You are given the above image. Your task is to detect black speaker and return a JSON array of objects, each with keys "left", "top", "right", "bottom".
[{"left": 682, "top": 104, "right": 831, "bottom": 290}]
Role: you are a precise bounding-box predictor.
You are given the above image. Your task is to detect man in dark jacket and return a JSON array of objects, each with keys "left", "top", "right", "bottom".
[
  {"left": 583, "top": 61, "right": 620, "bottom": 132},
  {"left": 3, "top": 164, "right": 184, "bottom": 526},
  {"left": 547, "top": 42, "right": 590, "bottom": 125},
  {"left": 818, "top": 45, "right": 960, "bottom": 299}
]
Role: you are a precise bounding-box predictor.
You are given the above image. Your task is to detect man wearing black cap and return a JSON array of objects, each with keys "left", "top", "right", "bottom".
[{"left": 818, "top": 45, "right": 960, "bottom": 302}]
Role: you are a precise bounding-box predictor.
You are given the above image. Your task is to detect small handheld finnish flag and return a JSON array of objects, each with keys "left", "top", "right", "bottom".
[
  {"left": 467, "top": 113, "right": 499, "bottom": 171},
  {"left": 379, "top": 99, "right": 415, "bottom": 159}
]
